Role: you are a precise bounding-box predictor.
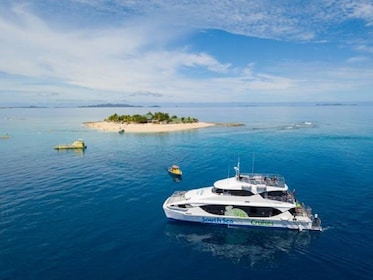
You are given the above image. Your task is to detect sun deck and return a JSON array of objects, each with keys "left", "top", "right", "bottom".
[{"left": 238, "top": 173, "right": 286, "bottom": 188}]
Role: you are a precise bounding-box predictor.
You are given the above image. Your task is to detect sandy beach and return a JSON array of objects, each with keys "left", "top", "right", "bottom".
[{"left": 84, "top": 121, "right": 215, "bottom": 133}]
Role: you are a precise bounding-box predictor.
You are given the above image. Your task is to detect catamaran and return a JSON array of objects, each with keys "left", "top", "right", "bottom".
[{"left": 163, "top": 162, "right": 321, "bottom": 231}]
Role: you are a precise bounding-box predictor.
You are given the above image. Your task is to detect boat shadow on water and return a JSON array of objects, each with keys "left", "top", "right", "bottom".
[
  {"left": 168, "top": 173, "right": 182, "bottom": 182},
  {"left": 54, "top": 148, "right": 86, "bottom": 155},
  {"left": 164, "top": 222, "right": 319, "bottom": 268}
]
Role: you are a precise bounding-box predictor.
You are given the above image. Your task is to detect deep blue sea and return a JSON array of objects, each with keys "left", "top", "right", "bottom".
[{"left": 0, "top": 105, "right": 372, "bottom": 280}]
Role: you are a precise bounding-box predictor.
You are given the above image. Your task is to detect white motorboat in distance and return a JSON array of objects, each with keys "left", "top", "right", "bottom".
[{"left": 163, "top": 163, "right": 322, "bottom": 231}]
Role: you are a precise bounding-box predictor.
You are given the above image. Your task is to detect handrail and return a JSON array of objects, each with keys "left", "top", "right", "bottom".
[{"left": 237, "top": 173, "right": 286, "bottom": 188}]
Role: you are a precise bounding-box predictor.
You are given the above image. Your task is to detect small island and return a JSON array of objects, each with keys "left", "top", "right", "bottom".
[{"left": 84, "top": 112, "right": 216, "bottom": 133}]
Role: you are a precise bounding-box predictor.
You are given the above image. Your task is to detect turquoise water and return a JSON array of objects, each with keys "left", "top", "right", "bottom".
[{"left": 0, "top": 105, "right": 372, "bottom": 279}]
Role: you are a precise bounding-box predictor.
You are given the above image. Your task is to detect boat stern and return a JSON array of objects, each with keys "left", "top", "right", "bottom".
[{"left": 311, "top": 213, "right": 322, "bottom": 231}]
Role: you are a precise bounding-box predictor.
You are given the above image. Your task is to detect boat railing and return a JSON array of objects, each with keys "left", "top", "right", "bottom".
[
  {"left": 295, "top": 203, "right": 312, "bottom": 218},
  {"left": 167, "top": 191, "right": 187, "bottom": 204},
  {"left": 296, "top": 204, "right": 322, "bottom": 231},
  {"left": 263, "top": 193, "right": 295, "bottom": 203},
  {"left": 238, "top": 173, "right": 286, "bottom": 188}
]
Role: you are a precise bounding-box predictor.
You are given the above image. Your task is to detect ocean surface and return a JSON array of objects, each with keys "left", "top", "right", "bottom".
[{"left": 0, "top": 105, "right": 372, "bottom": 280}]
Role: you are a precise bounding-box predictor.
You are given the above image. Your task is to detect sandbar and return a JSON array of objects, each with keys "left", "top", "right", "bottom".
[{"left": 84, "top": 121, "right": 215, "bottom": 133}]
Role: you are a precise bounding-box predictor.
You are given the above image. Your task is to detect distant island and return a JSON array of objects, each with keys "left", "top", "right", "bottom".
[
  {"left": 0, "top": 105, "right": 48, "bottom": 109},
  {"left": 85, "top": 111, "right": 215, "bottom": 133},
  {"left": 78, "top": 103, "right": 142, "bottom": 108},
  {"left": 315, "top": 103, "right": 357, "bottom": 106}
]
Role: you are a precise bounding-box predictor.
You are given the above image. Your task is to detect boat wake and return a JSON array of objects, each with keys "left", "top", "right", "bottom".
[{"left": 319, "top": 225, "right": 332, "bottom": 232}]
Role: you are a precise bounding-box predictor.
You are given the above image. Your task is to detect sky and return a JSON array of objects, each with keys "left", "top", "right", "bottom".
[{"left": 0, "top": 0, "right": 372, "bottom": 106}]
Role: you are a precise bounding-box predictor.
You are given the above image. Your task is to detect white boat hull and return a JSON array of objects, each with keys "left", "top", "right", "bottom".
[{"left": 163, "top": 205, "right": 318, "bottom": 231}]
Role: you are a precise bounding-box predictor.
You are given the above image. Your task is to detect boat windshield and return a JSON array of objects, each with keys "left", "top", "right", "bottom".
[{"left": 212, "top": 187, "right": 254, "bottom": 196}]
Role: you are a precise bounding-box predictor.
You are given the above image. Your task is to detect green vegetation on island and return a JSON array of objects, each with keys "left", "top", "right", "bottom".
[{"left": 105, "top": 112, "right": 199, "bottom": 124}]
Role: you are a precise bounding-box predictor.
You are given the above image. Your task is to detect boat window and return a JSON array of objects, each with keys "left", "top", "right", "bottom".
[
  {"left": 200, "top": 205, "right": 226, "bottom": 215},
  {"left": 260, "top": 191, "right": 286, "bottom": 197},
  {"left": 176, "top": 204, "right": 192, "bottom": 208},
  {"left": 260, "top": 191, "right": 293, "bottom": 202},
  {"left": 289, "top": 208, "right": 296, "bottom": 215},
  {"left": 200, "top": 205, "right": 282, "bottom": 217},
  {"left": 247, "top": 207, "right": 282, "bottom": 217},
  {"left": 212, "top": 187, "right": 253, "bottom": 196},
  {"left": 212, "top": 187, "right": 224, "bottom": 194},
  {"left": 229, "top": 190, "right": 254, "bottom": 196}
]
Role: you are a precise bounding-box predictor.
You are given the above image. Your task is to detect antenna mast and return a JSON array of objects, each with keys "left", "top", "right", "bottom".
[
  {"left": 234, "top": 157, "right": 240, "bottom": 179},
  {"left": 251, "top": 152, "right": 255, "bottom": 174}
]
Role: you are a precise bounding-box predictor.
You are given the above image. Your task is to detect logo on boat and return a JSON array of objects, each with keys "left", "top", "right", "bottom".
[
  {"left": 251, "top": 220, "right": 274, "bottom": 226},
  {"left": 202, "top": 217, "right": 234, "bottom": 224}
]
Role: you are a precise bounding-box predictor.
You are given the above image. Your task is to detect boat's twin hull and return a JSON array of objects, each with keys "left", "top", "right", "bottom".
[{"left": 163, "top": 206, "right": 317, "bottom": 231}]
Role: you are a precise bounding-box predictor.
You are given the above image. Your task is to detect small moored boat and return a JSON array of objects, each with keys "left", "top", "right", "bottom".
[
  {"left": 168, "top": 165, "right": 182, "bottom": 176},
  {"left": 54, "top": 139, "right": 87, "bottom": 150}
]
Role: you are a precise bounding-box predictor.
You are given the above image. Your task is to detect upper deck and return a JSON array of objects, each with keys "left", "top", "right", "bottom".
[
  {"left": 214, "top": 173, "right": 286, "bottom": 190},
  {"left": 239, "top": 173, "right": 285, "bottom": 187}
]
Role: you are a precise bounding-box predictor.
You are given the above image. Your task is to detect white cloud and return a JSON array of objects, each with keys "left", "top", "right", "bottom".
[
  {"left": 346, "top": 56, "right": 370, "bottom": 63},
  {"left": 0, "top": 4, "right": 235, "bottom": 103},
  {"left": 355, "top": 44, "right": 373, "bottom": 54},
  {"left": 0, "top": 0, "right": 372, "bottom": 105},
  {"left": 348, "top": 0, "right": 373, "bottom": 26}
]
